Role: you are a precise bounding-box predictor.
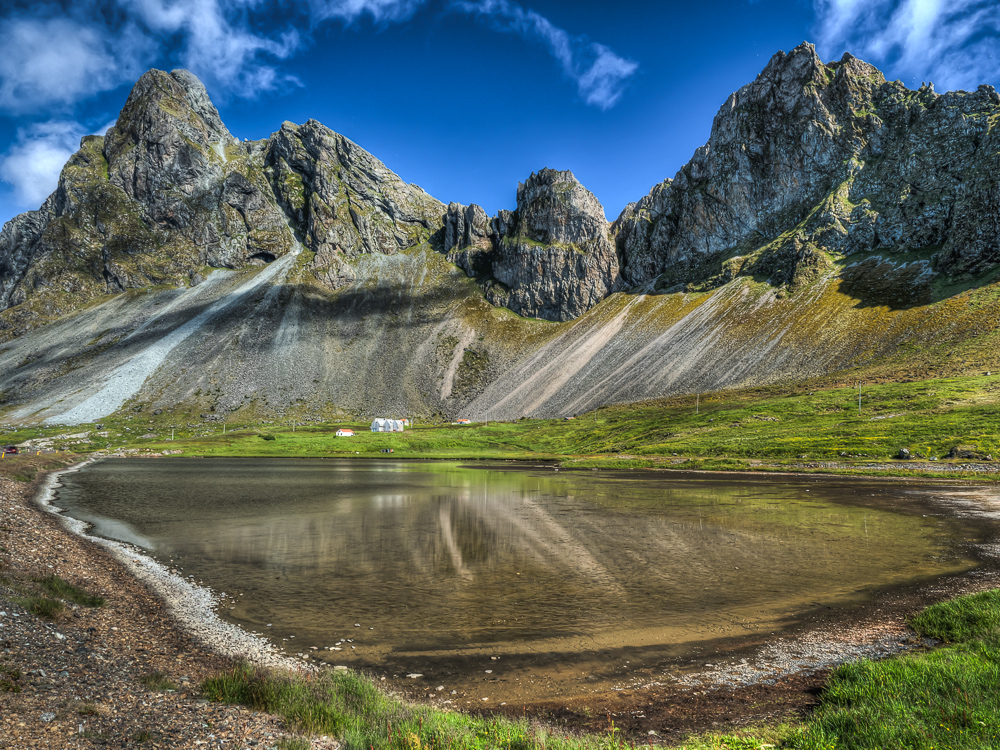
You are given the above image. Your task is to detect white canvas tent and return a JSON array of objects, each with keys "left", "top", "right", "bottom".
[{"left": 371, "top": 418, "right": 404, "bottom": 432}]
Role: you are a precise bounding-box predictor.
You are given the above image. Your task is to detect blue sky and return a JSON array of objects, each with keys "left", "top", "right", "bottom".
[{"left": 0, "top": 0, "right": 998, "bottom": 228}]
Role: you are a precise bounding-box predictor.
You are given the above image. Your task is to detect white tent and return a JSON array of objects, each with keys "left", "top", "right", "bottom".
[{"left": 371, "top": 418, "right": 404, "bottom": 432}]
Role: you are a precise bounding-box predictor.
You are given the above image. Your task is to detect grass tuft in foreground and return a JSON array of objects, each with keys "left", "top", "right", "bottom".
[
  {"left": 34, "top": 574, "right": 105, "bottom": 607},
  {"left": 139, "top": 671, "right": 177, "bottom": 692},
  {"left": 788, "top": 589, "right": 1000, "bottom": 749},
  {"left": 202, "top": 663, "right": 635, "bottom": 750}
]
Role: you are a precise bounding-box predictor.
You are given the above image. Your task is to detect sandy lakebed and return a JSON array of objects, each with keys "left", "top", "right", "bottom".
[{"left": 3, "top": 459, "right": 1000, "bottom": 747}]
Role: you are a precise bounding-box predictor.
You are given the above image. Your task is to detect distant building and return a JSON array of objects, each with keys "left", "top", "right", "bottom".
[
  {"left": 336, "top": 429, "right": 355, "bottom": 437},
  {"left": 371, "top": 418, "right": 404, "bottom": 432}
]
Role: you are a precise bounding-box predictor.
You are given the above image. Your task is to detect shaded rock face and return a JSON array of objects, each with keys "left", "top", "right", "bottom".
[
  {"left": 267, "top": 119, "right": 443, "bottom": 289},
  {"left": 612, "top": 43, "right": 1000, "bottom": 297},
  {"left": 445, "top": 170, "right": 620, "bottom": 322},
  {"left": 444, "top": 202, "right": 493, "bottom": 278},
  {"left": 488, "top": 170, "right": 620, "bottom": 321}
]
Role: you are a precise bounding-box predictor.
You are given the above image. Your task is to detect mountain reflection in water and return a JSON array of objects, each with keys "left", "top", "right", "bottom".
[{"left": 55, "top": 458, "right": 972, "bottom": 663}]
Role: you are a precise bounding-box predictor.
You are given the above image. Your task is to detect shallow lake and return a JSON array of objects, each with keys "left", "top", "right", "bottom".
[{"left": 55, "top": 458, "right": 984, "bottom": 701}]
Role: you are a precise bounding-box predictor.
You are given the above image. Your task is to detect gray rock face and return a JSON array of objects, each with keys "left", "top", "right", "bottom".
[
  {"left": 266, "top": 120, "right": 443, "bottom": 289},
  {"left": 612, "top": 43, "right": 1000, "bottom": 298},
  {"left": 446, "top": 170, "right": 620, "bottom": 321},
  {"left": 444, "top": 202, "right": 493, "bottom": 278},
  {"left": 0, "top": 69, "right": 445, "bottom": 328},
  {"left": 487, "top": 170, "right": 620, "bottom": 321}
]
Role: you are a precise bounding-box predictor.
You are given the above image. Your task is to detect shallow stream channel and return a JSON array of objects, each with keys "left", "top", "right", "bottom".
[{"left": 52, "top": 458, "right": 1000, "bottom": 707}]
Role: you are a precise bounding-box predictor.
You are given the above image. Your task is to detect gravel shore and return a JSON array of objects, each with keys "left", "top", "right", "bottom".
[{"left": 0, "top": 467, "right": 333, "bottom": 750}]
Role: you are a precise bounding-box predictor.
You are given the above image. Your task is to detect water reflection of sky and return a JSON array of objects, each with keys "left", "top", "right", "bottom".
[{"left": 55, "top": 458, "right": 974, "bottom": 653}]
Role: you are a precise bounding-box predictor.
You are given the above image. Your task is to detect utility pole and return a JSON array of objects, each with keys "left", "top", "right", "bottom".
[
  {"left": 858, "top": 382, "right": 862, "bottom": 415},
  {"left": 696, "top": 393, "right": 699, "bottom": 415}
]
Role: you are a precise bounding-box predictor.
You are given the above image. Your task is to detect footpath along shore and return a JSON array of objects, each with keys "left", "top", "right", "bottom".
[{"left": 0, "top": 465, "right": 337, "bottom": 750}]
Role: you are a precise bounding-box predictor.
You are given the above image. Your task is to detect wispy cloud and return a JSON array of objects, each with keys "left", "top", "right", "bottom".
[
  {"left": 306, "top": 0, "right": 428, "bottom": 24},
  {"left": 451, "top": 0, "right": 638, "bottom": 109},
  {"left": 814, "top": 0, "right": 1000, "bottom": 92},
  {"left": 121, "top": 0, "right": 302, "bottom": 99}
]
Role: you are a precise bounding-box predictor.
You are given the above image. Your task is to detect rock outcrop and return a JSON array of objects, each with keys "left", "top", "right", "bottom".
[
  {"left": 266, "top": 120, "right": 443, "bottom": 289},
  {"left": 444, "top": 202, "right": 493, "bottom": 278},
  {"left": 445, "top": 169, "right": 620, "bottom": 321},
  {"left": 487, "top": 170, "right": 620, "bottom": 321},
  {"left": 612, "top": 43, "right": 1000, "bottom": 300}
]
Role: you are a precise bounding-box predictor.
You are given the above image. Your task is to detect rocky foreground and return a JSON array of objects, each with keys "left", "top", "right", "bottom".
[{"left": 0, "top": 473, "right": 334, "bottom": 750}]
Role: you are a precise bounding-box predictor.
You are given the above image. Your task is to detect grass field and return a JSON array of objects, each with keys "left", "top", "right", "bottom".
[{"left": 6, "top": 372, "right": 988, "bottom": 477}]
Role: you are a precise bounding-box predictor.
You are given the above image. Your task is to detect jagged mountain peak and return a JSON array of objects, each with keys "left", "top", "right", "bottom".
[{"left": 3, "top": 46, "right": 1000, "bottom": 426}]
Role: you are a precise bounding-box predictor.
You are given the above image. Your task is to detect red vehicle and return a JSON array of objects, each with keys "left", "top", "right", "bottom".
[{"left": 3, "top": 445, "right": 18, "bottom": 455}]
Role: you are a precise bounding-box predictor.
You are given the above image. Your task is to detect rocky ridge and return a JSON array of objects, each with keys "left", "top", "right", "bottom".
[
  {"left": 612, "top": 43, "right": 1000, "bottom": 299},
  {"left": 446, "top": 169, "right": 620, "bottom": 321},
  {"left": 0, "top": 69, "right": 446, "bottom": 337},
  {"left": 2, "top": 45, "right": 1000, "bottom": 422}
]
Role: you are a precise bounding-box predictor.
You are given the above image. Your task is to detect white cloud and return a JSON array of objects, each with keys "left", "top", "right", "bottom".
[
  {"left": 452, "top": 0, "right": 638, "bottom": 109},
  {"left": 121, "top": 0, "right": 302, "bottom": 98},
  {"left": 0, "top": 16, "right": 148, "bottom": 113},
  {"left": 0, "top": 121, "right": 88, "bottom": 207},
  {"left": 814, "top": 0, "right": 1000, "bottom": 91},
  {"left": 306, "top": 0, "right": 428, "bottom": 24}
]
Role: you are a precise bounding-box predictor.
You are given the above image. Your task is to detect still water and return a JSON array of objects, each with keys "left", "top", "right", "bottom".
[{"left": 55, "top": 458, "right": 979, "bottom": 699}]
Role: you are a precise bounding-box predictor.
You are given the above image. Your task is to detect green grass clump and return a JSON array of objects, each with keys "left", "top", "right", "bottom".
[
  {"left": 34, "top": 574, "right": 105, "bottom": 607},
  {"left": 204, "top": 663, "right": 639, "bottom": 750},
  {"left": 789, "top": 589, "right": 1000, "bottom": 749},
  {"left": 14, "top": 595, "right": 63, "bottom": 619},
  {"left": 0, "top": 664, "right": 23, "bottom": 693},
  {"left": 910, "top": 589, "right": 1000, "bottom": 643},
  {"left": 139, "top": 671, "right": 177, "bottom": 692}
]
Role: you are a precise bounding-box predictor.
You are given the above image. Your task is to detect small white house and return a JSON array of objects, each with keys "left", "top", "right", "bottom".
[
  {"left": 371, "top": 418, "right": 404, "bottom": 432},
  {"left": 336, "top": 429, "right": 355, "bottom": 437}
]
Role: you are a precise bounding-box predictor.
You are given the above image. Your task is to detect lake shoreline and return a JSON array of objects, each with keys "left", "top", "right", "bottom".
[
  {"left": 0, "top": 466, "right": 339, "bottom": 749},
  {"left": 4, "top": 457, "right": 1000, "bottom": 746}
]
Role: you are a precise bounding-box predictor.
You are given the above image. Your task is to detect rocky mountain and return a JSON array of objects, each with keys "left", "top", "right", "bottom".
[
  {"left": 613, "top": 44, "right": 1000, "bottom": 299},
  {"left": 2, "top": 43, "right": 1000, "bottom": 425},
  {"left": 0, "top": 69, "right": 444, "bottom": 337}
]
